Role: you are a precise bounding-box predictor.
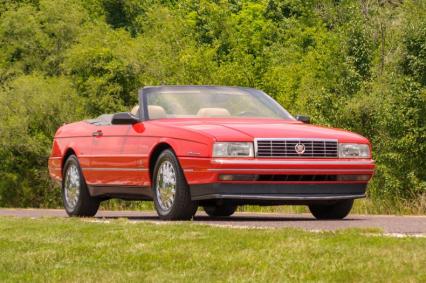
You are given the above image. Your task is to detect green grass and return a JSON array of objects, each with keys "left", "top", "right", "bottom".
[{"left": 0, "top": 217, "right": 425, "bottom": 282}]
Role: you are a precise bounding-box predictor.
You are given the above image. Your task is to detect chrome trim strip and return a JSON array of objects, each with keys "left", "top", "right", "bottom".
[
  {"left": 192, "top": 194, "right": 366, "bottom": 201},
  {"left": 255, "top": 138, "right": 339, "bottom": 142},
  {"left": 82, "top": 167, "right": 148, "bottom": 172},
  {"left": 81, "top": 154, "right": 148, "bottom": 158},
  {"left": 206, "top": 168, "right": 374, "bottom": 172},
  {"left": 158, "top": 90, "right": 201, "bottom": 94},
  {"left": 211, "top": 159, "right": 374, "bottom": 165}
]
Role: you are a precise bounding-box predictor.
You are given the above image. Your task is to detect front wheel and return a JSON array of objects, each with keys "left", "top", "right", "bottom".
[
  {"left": 309, "top": 199, "right": 354, "bottom": 220},
  {"left": 62, "top": 155, "right": 100, "bottom": 217},
  {"left": 152, "top": 150, "right": 198, "bottom": 220}
]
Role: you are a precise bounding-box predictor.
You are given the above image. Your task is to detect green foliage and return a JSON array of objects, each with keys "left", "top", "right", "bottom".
[
  {"left": 0, "top": 75, "right": 83, "bottom": 207},
  {"left": 400, "top": 1, "right": 426, "bottom": 86},
  {"left": 63, "top": 23, "right": 141, "bottom": 114},
  {"left": 0, "top": 0, "right": 424, "bottom": 211}
]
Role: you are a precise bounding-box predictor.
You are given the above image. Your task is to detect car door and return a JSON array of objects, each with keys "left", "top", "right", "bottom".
[{"left": 85, "top": 122, "right": 149, "bottom": 187}]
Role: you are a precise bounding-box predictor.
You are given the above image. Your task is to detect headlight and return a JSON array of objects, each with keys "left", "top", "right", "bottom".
[
  {"left": 213, "top": 142, "right": 254, "bottom": 157},
  {"left": 338, "top": 143, "right": 370, "bottom": 158}
]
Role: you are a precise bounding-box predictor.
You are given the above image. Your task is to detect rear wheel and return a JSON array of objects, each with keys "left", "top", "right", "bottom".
[
  {"left": 152, "top": 149, "right": 198, "bottom": 220},
  {"left": 309, "top": 199, "right": 354, "bottom": 220},
  {"left": 204, "top": 204, "right": 237, "bottom": 217},
  {"left": 62, "top": 155, "right": 100, "bottom": 217}
]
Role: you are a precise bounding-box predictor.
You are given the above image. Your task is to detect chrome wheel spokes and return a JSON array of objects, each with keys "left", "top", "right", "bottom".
[
  {"left": 156, "top": 161, "right": 176, "bottom": 211},
  {"left": 64, "top": 164, "right": 80, "bottom": 210}
]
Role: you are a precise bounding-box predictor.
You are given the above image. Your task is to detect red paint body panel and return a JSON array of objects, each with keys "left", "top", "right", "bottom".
[
  {"left": 179, "top": 157, "right": 375, "bottom": 184},
  {"left": 48, "top": 118, "right": 375, "bottom": 197}
]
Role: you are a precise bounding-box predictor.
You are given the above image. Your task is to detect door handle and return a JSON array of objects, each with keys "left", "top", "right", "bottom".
[{"left": 92, "top": 130, "right": 103, "bottom": 137}]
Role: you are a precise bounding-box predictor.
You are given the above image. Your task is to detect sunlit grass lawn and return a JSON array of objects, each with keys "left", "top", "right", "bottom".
[{"left": 0, "top": 217, "right": 425, "bottom": 282}]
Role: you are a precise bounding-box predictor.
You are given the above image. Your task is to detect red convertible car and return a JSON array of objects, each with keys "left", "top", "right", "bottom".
[{"left": 48, "top": 86, "right": 375, "bottom": 220}]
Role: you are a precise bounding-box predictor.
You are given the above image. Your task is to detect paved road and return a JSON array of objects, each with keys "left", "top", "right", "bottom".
[{"left": 1, "top": 208, "right": 425, "bottom": 235}]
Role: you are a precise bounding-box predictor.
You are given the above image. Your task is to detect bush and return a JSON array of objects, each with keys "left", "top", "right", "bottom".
[{"left": 0, "top": 75, "right": 83, "bottom": 207}]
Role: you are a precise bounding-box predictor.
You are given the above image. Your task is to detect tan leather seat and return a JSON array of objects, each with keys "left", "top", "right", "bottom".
[
  {"left": 148, "top": 105, "right": 167, "bottom": 119},
  {"left": 130, "top": 105, "right": 139, "bottom": 116},
  {"left": 197, "top": 108, "right": 231, "bottom": 117}
]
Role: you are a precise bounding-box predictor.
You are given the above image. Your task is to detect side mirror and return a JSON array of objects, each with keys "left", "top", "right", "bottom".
[
  {"left": 296, "top": 115, "right": 310, "bottom": 124},
  {"left": 111, "top": 112, "right": 139, "bottom": 125}
]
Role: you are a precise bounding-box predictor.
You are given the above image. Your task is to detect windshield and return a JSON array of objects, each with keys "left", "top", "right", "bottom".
[{"left": 143, "top": 86, "right": 294, "bottom": 120}]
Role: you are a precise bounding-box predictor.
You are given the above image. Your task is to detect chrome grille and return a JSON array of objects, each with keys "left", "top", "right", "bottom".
[{"left": 255, "top": 139, "right": 338, "bottom": 158}]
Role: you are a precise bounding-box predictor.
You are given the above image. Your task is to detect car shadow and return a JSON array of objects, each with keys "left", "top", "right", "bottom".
[
  {"left": 195, "top": 215, "right": 362, "bottom": 222},
  {"left": 95, "top": 214, "right": 363, "bottom": 222}
]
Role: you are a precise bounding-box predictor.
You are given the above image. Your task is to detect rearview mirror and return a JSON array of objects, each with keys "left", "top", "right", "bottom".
[
  {"left": 111, "top": 112, "right": 139, "bottom": 125},
  {"left": 296, "top": 115, "right": 310, "bottom": 124}
]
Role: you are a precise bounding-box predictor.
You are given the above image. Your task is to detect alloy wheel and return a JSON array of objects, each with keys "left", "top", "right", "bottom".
[
  {"left": 155, "top": 160, "right": 177, "bottom": 212},
  {"left": 64, "top": 164, "right": 80, "bottom": 210}
]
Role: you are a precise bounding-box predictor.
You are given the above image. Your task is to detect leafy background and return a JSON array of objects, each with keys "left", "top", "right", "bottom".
[{"left": 0, "top": 0, "right": 424, "bottom": 212}]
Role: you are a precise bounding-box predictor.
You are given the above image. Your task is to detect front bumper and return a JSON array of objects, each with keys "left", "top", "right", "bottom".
[
  {"left": 179, "top": 157, "right": 374, "bottom": 203},
  {"left": 190, "top": 183, "right": 366, "bottom": 203}
]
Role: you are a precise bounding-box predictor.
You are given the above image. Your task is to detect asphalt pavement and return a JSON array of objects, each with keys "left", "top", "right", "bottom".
[{"left": 1, "top": 208, "right": 425, "bottom": 235}]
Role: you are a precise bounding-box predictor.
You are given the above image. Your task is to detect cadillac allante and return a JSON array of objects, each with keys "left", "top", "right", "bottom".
[{"left": 48, "top": 86, "right": 375, "bottom": 220}]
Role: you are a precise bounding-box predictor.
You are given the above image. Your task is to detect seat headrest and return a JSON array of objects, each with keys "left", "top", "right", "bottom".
[
  {"left": 196, "top": 108, "right": 231, "bottom": 117},
  {"left": 148, "top": 105, "right": 167, "bottom": 119},
  {"left": 130, "top": 105, "right": 139, "bottom": 116}
]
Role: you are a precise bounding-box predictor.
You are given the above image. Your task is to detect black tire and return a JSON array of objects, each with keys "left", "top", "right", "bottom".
[
  {"left": 152, "top": 149, "right": 198, "bottom": 220},
  {"left": 62, "top": 155, "right": 100, "bottom": 217},
  {"left": 204, "top": 204, "right": 237, "bottom": 217},
  {"left": 309, "top": 199, "right": 354, "bottom": 220}
]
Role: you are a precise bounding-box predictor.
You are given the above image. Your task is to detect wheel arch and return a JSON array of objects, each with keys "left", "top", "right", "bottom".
[
  {"left": 62, "top": 148, "right": 77, "bottom": 173},
  {"left": 148, "top": 142, "right": 176, "bottom": 182}
]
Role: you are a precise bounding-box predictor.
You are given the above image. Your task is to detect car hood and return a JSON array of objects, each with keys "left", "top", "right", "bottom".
[{"left": 154, "top": 119, "right": 369, "bottom": 143}]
